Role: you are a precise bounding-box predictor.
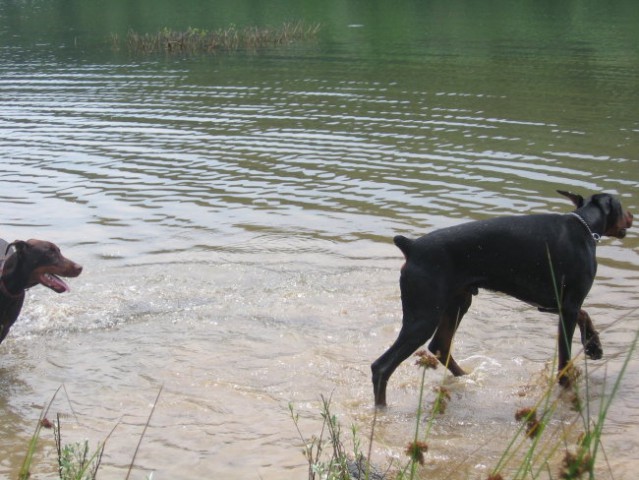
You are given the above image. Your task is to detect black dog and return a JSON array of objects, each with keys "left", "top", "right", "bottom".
[
  {"left": 372, "top": 191, "right": 633, "bottom": 406},
  {"left": 0, "top": 239, "right": 82, "bottom": 344}
]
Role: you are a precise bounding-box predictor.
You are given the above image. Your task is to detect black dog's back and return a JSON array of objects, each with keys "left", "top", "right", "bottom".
[{"left": 397, "top": 214, "right": 596, "bottom": 311}]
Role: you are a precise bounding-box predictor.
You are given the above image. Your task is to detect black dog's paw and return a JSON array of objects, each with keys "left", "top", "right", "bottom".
[{"left": 583, "top": 331, "right": 603, "bottom": 360}]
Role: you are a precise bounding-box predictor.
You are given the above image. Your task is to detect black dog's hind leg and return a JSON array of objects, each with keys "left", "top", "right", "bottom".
[
  {"left": 428, "top": 290, "right": 473, "bottom": 376},
  {"left": 372, "top": 308, "right": 440, "bottom": 407}
]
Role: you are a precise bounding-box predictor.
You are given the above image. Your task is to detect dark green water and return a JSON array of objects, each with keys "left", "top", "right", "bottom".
[{"left": 1, "top": 1, "right": 638, "bottom": 478}]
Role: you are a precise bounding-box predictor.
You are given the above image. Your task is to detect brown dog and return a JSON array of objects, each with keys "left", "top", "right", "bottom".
[{"left": 0, "top": 239, "right": 82, "bottom": 344}]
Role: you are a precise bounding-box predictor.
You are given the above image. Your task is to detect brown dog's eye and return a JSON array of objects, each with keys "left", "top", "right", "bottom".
[{"left": 40, "top": 245, "right": 59, "bottom": 263}]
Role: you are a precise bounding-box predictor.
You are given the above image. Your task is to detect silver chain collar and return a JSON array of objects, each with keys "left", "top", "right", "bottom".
[{"left": 568, "top": 212, "right": 601, "bottom": 242}]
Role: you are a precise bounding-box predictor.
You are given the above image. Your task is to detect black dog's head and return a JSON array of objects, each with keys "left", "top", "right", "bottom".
[{"left": 558, "top": 190, "right": 633, "bottom": 239}]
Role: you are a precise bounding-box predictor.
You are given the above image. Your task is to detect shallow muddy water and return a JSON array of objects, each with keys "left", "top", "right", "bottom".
[{"left": 1, "top": 1, "right": 638, "bottom": 478}]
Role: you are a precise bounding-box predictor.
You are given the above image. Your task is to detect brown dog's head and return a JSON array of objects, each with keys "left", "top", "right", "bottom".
[
  {"left": 5, "top": 239, "right": 83, "bottom": 292},
  {"left": 558, "top": 190, "right": 633, "bottom": 239}
]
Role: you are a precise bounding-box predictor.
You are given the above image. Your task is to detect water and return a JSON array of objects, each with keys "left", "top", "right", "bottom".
[{"left": 1, "top": 1, "right": 638, "bottom": 478}]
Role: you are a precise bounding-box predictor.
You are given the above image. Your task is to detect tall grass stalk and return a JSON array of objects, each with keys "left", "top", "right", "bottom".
[
  {"left": 588, "top": 316, "right": 639, "bottom": 476},
  {"left": 125, "top": 384, "right": 164, "bottom": 480},
  {"left": 19, "top": 385, "right": 65, "bottom": 479},
  {"left": 406, "top": 363, "right": 429, "bottom": 479}
]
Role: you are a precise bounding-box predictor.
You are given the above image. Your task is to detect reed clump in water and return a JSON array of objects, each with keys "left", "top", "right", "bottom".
[{"left": 111, "top": 21, "right": 320, "bottom": 54}]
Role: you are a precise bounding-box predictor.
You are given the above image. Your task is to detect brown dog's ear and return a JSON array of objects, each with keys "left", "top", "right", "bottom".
[
  {"left": 7, "top": 240, "right": 27, "bottom": 257},
  {"left": 557, "top": 190, "right": 584, "bottom": 208}
]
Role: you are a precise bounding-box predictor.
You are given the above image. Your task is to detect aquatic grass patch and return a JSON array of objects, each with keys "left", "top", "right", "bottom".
[
  {"left": 55, "top": 428, "right": 107, "bottom": 480},
  {"left": 111, "top": 21, "right": 320, "bottom": 54},
  {"left": 19, "top": 385, "right": 163, "bottom": 480},
  {"left": 289, "top": 394, "right": 388, "bottom": 480},
  {"left": 290, "top": 394, "right": 358, "bottom": 480}
]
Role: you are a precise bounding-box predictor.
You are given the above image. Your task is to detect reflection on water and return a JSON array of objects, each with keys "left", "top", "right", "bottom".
[{"left": 0, "top": 0, "right": 638, "bottom": 478}]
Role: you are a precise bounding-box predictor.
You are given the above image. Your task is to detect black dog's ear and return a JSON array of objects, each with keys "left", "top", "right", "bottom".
[
  {"left": 7, "top": 240, "right": 27, "bottom": 257},
  {"left": 557, "top": 190, "right": 584, "bottom": 208},
  {"left": 592, "top": 194, "right": 614, "bottom": 217}
]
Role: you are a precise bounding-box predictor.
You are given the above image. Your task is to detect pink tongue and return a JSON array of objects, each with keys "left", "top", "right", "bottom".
[{"left": 40, "top": 273, "right": 70, "bottom": 293}]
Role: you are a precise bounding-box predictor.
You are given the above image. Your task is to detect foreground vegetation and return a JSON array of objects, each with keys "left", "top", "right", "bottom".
[
  {"left": 110, "top": 21, "right": 320, "bottom": 54},
  {"left": 19, "top": 386, "right": 162, "bottom": 480},
  {"left": 290, "top": 319, "right": 639, "bottom": 480}
]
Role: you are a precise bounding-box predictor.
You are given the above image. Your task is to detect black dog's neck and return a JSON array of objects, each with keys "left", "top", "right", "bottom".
[{"left": 570, "top": 210, "right": 602, "bottom": 242}]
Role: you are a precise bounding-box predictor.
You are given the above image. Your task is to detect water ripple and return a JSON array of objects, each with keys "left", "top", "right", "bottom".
[{"left": 1, "top": 61, "right": 637, "bottom": 262}]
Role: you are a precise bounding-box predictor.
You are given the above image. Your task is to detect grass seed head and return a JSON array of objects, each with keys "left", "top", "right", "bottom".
[
  {"left": 414, "top": 350, "right": 439, "bottom": 369},
  {"left": 559, "top": 450, "right": 593, "bottom": 479},
  {"left": 515, "top": 407, "right": 541, "bottom": 439},
  {"left": 432, "top": 386, "right": 451, "bottom": 414},
  {"left": 405, "top": 441, "right": 429, "bottom": 465}
]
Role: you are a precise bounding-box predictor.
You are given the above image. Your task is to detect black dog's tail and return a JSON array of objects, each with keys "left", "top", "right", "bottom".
[{"left": 393, "top": 235, "right": 414, "bottom": 258}]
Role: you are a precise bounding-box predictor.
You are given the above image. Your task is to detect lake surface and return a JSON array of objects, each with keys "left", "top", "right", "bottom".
[{"left": 1, "top": 1, "right": 638, "bottom": 478}]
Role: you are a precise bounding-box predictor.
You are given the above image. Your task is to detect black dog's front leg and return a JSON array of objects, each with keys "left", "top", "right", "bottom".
[
  {"left": 577, "top": 309, "right": 602, "bottom": 360},
  {"left": 557, "top": 308, "right": 579, "bottom": 386}
]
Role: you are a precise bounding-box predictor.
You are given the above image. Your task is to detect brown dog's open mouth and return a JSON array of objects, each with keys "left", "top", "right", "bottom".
[{"left": 39, "top": 272, "right": 70, "bottom": 293}]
